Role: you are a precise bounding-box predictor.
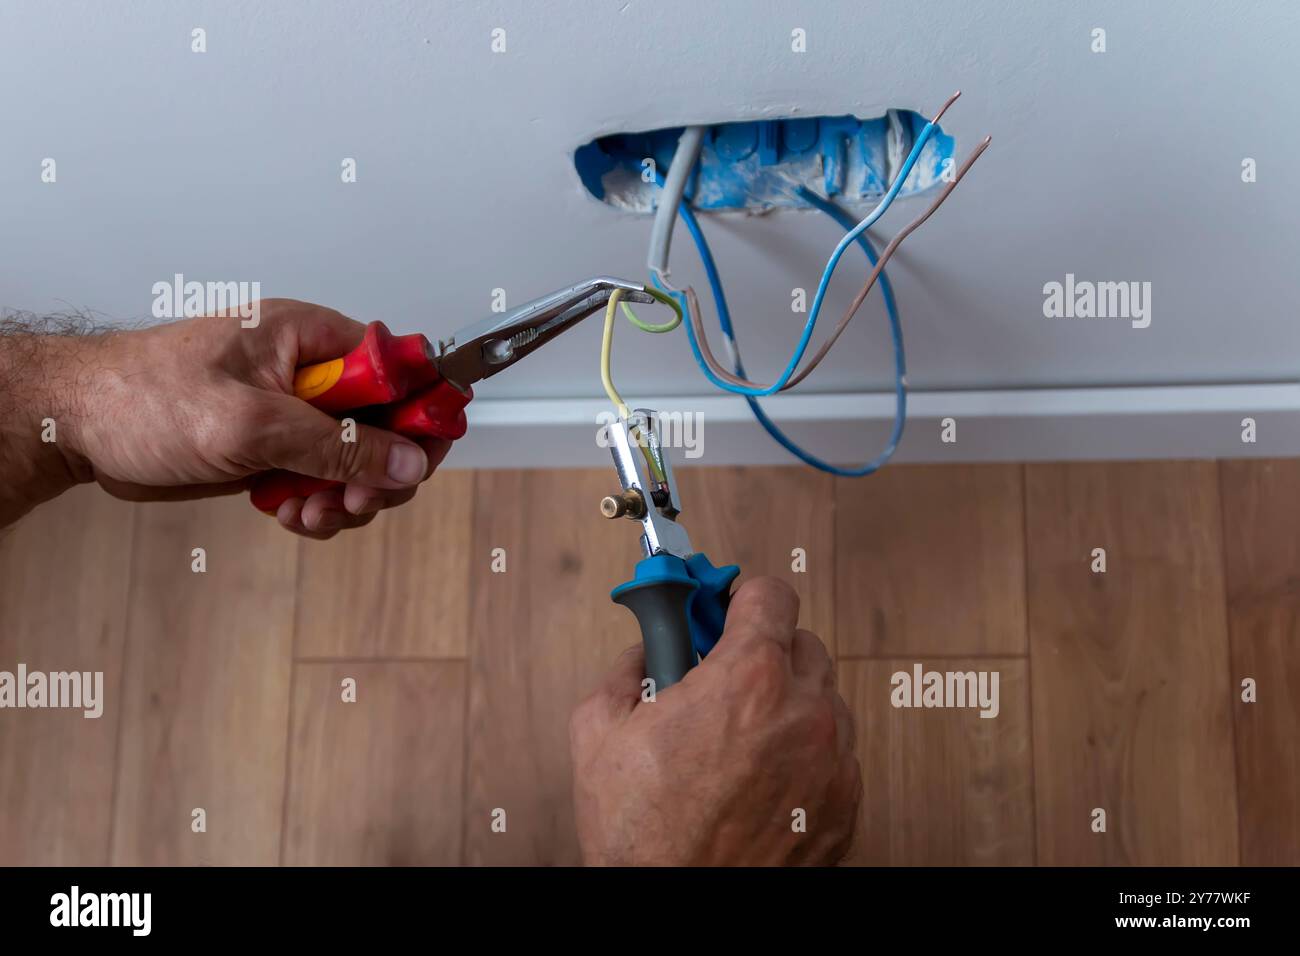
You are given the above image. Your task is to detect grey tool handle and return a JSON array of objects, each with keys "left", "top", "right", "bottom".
[{"left": 612, "top": 579, "right": 698, "bottom": 691}]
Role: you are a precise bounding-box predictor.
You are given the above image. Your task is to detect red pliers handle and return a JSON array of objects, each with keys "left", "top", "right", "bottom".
[{"left": 248, "top": 322, "right": 472, "bottom": 513}]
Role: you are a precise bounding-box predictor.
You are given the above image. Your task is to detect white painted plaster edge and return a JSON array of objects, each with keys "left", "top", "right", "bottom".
[{"left": 446, "top": 383, "right": 1300, "bottom": 469}]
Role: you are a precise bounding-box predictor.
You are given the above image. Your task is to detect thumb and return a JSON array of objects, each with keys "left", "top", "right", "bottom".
[{"left": 254, "top": 392, "right": 429, "bottom": 489}]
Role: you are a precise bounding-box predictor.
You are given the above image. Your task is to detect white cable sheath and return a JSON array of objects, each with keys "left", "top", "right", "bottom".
[{"left": 647, "top": 125, "right": 706, "bottom": 287}]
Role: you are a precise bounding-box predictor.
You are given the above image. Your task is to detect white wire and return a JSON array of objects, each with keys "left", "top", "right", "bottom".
[{"left": 647, "top": 125, "right": 705, "bottom": 290}]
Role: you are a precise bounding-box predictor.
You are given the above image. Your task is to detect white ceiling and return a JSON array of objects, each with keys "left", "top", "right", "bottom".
[{"left": 2, "top": 0, "right": 1297, "bottom": 403}]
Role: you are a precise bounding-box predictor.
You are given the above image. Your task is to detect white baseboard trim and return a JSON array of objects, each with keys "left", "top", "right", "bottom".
[{"left": 447, "top": 383, "right": 1300, "bottom": 469}]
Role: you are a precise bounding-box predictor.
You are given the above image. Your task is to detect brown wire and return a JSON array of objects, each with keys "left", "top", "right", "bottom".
[
  {"left": 784, "top": 135, "right": 992, "bottom": 388},
  {"left": 685, "top": 134, "right": 992, "bottom": 392}
]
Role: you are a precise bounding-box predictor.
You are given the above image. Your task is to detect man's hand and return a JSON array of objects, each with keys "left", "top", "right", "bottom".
[
  {"left": 570, "top": 577, "right": 861, "bottom": 865},
  {"left": 0, "top": 300, "right": 448, "bottom": 536}
]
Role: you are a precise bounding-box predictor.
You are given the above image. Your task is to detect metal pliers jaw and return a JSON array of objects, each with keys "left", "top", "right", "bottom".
[
  {"left": 603, "top": 409, "right": 693, "bottom": 560},
  {"left": 435, "top": 276, "right": 654, "bottom": 390},
  {"left": 604, "top": 408, "right": 739, "bottom": 692}
]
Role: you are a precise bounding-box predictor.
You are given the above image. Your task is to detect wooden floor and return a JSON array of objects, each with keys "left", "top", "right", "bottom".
[{"left": 1, "top": 461, "right": 1296, "bottom": 866}]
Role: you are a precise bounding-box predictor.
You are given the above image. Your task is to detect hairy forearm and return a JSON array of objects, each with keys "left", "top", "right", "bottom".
[{"left": 0, "top": 315, "right": 99, "bottom": 526}]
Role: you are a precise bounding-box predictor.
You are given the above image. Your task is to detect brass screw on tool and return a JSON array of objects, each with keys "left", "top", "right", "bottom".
[{"left": 600, "top": 489, "right": 646, "bottom": 519}]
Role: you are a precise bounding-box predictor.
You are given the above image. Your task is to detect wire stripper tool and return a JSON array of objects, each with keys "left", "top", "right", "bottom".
[{"left": 601, "top": 409, "right": 740, "bottom": 691}]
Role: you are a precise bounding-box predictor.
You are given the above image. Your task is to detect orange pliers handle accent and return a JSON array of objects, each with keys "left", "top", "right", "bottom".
[{"left": 248, "top": 321, "right": 471, "bottom": 513}]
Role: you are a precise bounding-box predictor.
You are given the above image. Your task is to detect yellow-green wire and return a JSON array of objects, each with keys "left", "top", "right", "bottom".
[
  {"left": 620, "top": 286, "right": 683, "bottom": 333},
  {"left": 601, "top": 286, "right": 684, "bottom": 416},
  {"left": 601, "top": 286, "right": 675, "bottom": 482},
  {"left": 601, "top": 289, "right": 631, "bottom": 419}
]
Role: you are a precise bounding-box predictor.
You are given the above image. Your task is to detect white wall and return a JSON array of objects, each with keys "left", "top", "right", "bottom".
[{"left": 2, "top": 1, "right": 1297, "bottom": 465}]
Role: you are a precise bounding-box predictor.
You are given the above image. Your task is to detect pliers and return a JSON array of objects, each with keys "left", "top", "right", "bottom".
[{"left": 248, "top": 276, "right": 654, "bottom": 512}]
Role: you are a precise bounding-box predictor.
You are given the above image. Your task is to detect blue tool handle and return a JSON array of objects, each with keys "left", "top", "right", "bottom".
[{"left": 611, "top": 553, "right": 740, "bottom": 691}]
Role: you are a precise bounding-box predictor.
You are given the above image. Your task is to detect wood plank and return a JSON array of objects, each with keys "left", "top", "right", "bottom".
[
  {"left": 0, "top": 487, "right": 134, "bottom": 865},
  {"left": 109, "top": 496, "right": 296, "bottom": 865},
  {"left": 1026, "top": 461, "right": 1238, "bottom": 865},
  {"left": 676, "top": 466, "right": 835, "bottom": 652},
  {"left": 1219, "top": 458, "right": 1300, "bottom": 864},
  {"left": 294, "top": 471, "right": 473, "bottom": 660},
  {"left": 839, "top": 658, "right": 1035, "bottom": 865},
  {"left": 464, "top": 468, "right": 635, "bottom": 865},
  {"left": 834, "top": 464, "right": 1026, "bottom": 658},
  {"left": 281, "top": 661, "right": 465, "bottom": 865}
]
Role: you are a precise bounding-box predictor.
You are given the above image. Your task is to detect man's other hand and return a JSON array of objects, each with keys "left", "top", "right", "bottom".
[
  {"left": 4, "top": 300, "right": 448, "bottom": 536},
  {"left": 570, "top": 577, "right": 862, "bottom": 865}
]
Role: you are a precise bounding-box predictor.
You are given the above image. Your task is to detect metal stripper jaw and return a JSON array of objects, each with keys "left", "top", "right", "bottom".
[
  {"left": 605, "top": 408, "right": 694, "bottom": 560},
  {"left": 434, "top": 276, "right": 653, "bottom": 389}
]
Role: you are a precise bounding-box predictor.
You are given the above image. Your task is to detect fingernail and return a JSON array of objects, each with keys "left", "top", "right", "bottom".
[
  {"left": 386, "top": 443, "right": 427, "bottom": 484},
  {"left": 316, "top": 509, "right": 345, "bottom": 531},
  {"left": 355, "top": 496, "right": 383, "bottom": 515}
]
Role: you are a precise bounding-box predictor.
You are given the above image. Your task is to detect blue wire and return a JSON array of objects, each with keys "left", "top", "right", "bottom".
[
  {"left": 663, "top": 192, "right": 906, "bottom": 476},
  {"left": 665, "top": 119, "right": 937, "bottom": 397}
]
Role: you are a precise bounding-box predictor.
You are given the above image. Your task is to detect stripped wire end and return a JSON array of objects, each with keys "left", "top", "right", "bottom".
[{"left": 931, "top": 90, "right": 961, "bottom": 124}]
